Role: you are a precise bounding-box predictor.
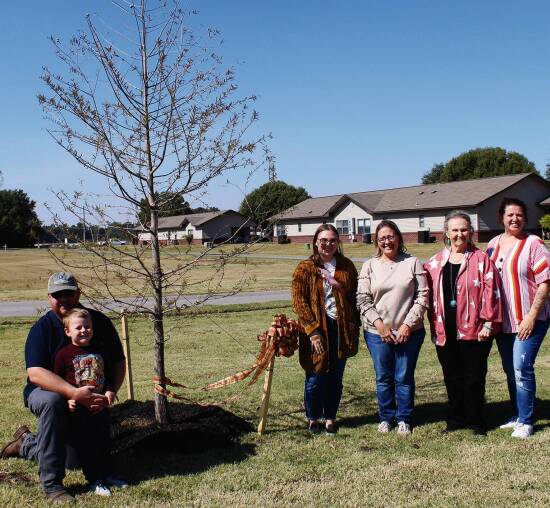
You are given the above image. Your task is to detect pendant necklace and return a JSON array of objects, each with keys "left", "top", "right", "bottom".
[{"left": 449, "top": 262, "right": 458, "bottom": 308}]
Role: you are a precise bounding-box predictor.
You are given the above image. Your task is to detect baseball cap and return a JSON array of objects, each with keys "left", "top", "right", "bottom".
[{"left": 47, "top": 272, "right": 79, "bottom": 294}]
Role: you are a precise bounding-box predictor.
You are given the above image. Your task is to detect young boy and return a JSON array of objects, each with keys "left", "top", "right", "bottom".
[{"left": 54, "top": 308, "right": 128, "bottom": 496}]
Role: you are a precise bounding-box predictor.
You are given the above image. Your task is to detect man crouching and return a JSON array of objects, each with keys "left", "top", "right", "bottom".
[{"left": 1, "top": 272, "right": 126, "bottom": 503}]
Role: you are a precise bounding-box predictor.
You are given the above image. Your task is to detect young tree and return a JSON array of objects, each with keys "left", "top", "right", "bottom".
[{"left": 39, "top": 1, "right": 266, "bottom": 424}]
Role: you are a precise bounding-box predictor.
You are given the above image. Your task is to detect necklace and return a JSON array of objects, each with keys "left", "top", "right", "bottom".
[{"left": 448, "top": 262, "right": 459, "bottom": 308}]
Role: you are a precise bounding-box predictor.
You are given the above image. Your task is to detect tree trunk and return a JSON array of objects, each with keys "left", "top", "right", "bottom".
[
  {"left": 141, "top": 0, "right": 169, "bottom": 426},
  {"left": 150, "top": 206, "right": 169, "bottom": 425}
]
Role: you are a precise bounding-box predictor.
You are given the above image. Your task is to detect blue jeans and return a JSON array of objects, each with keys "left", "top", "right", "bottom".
[
  {"left": 304, "top": 317, "right": 347, "bottom": 420},
  {"left": 365, "top": 328, "right": 425, "bottom": 424},
  {"left": 496, "top": 319, "right": 549, "bottom": 425}
]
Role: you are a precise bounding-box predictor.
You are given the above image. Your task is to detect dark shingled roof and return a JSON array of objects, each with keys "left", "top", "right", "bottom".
[
  {"left": 348, "top": 191, "right": 386, "bottom": 212},
  {"left": 138, "top": 210, "right": 238, "bottom": 230},
  {"left": 276, "top": 173, "right": 542, "bottom": 220},
  {"left": 372, "top": 173, "right": 532, "bottom": 213},
  {"left": 271, "top": 195, "right": 347, "bottom": 220}
]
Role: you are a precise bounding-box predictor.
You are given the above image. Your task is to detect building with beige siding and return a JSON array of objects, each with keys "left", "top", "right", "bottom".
[
  {"left": 137, "top": 210, "right": 249, "bottom": 246},
  {"left": 273, "top": 173, "right": 550, "bottom": 244}
]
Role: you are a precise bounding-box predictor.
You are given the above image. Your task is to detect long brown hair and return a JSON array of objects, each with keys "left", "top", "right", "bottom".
[{"left": 310, "top": 224, "right": 343, "bottom": 267}]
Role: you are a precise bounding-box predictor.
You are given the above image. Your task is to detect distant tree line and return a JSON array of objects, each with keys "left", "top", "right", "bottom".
[
  {"left": 0, "top": 188, "right": 219, "bottom": 247},
  {"left": 0, "top": 189, "right": 42, "bottom": 247}
]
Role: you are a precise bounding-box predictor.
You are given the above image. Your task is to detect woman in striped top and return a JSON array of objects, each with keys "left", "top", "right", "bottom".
[{"left": 487, "top": 197, "right": 550, "bottom": 439}]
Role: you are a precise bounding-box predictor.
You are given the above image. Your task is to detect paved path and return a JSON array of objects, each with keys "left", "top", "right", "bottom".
[{"left": 0, "top": 290, "right": 292, "bottom": 317}]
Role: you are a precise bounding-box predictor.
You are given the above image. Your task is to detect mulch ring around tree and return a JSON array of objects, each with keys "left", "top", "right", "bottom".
[{"left": 110, "top": 400, "right": 253, "bottom": 455}]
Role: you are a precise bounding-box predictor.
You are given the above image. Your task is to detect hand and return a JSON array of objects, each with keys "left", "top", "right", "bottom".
[
  {"left": 105, "top": 391, "right": 117, "bottom": 406},
  {"left": 517, "top": 315, "right": 536, "bottom": 341},
  {"left": 375, "top": 320, "right": 395, "bottom": 343},
  {"left": 310, "top": 333, "right": 324, "bottom": 355},
  {"left": 72, "top": 386, "right": 109, "bottom": 413},
  {"left": 68, "top": 399, "right": 77, "bottom": 412},
  {"left": 477, "top": 327, "right": 491, "bottom": 342},
  {"left": 394, "top": 324, "right": 411, "bottom": 344}
]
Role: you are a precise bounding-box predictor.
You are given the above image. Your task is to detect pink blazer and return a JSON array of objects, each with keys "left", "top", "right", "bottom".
[{"left": 424, "top": 247, "right": 503, "bottom": 345}]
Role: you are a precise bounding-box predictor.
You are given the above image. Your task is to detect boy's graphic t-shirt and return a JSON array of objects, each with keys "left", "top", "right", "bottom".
[{"left": 54, "top": 343, "right": 106, "bottom": 392}]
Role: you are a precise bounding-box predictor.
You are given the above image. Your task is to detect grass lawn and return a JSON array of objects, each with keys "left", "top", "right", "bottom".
[
  {"left": 2, "top": 305, "right": 550, "bottom": 506},
  {"left": 0, "top": 242, "right": 470, "bottom": 302}
]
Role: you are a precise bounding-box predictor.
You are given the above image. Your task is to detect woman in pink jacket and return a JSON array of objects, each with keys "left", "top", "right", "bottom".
[{"left": 424, "top": 210, "right": 503, "bottom": 435}]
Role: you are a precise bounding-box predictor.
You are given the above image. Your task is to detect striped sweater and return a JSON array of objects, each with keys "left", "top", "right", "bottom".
[{"left": 487, "top": 234, "right": 550, "bottom": 333}]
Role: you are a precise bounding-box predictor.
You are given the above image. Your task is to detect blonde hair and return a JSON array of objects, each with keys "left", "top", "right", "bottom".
[{"left": 62, "top": 308, "right": 92, "bottom": 329}]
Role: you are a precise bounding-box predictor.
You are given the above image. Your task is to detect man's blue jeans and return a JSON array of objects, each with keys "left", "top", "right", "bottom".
[
  {"left": 365, "top": 328, "right": 425, "bottom": 424},
  {"left": 304, "top": 317, "right": 347, "bottom": 420},
  {"left": 496, "top": 319, "right": 549, "bottom": 425}
]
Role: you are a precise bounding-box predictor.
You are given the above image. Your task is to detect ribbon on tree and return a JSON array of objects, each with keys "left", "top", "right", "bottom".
[
  {"left": 202, "top": 314, "right": 302, "bottom": 391},
  {"left": 153, "top": 376, "right": 191, "bottom": 401}
]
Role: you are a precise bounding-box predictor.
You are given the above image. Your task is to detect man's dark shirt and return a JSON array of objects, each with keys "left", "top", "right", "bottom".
[{"left": 24, "top": 307, "right": 125, "bottom": 405}]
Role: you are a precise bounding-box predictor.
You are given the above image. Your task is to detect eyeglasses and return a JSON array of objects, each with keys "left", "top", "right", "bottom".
[
  {"left": 318, "top": 238, "right": 338, "bottom": 246},
  {"left": 377, "top": 235, "right": 395, "bottom": 243}
]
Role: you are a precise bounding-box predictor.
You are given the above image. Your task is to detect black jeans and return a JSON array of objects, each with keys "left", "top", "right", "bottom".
[{"left": 436, "top": 335, "right": 492, "bottom": 427}]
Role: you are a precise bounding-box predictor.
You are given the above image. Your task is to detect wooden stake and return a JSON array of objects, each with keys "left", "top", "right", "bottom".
[
  {"left": 121, "top": 314, "right": 134, "bottom": 400},
  {"left": 257, "top": 356, "right": 275, "bottom": 435}
]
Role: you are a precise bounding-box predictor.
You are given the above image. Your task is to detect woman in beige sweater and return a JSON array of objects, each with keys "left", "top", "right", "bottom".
[{"left": 357, "top": 220, "right": 429, "bottom": 435}]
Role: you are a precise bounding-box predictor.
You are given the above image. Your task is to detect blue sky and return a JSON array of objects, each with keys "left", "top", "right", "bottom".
[{"left": 3, "top": 1, "right": 550, "bottom": 221}]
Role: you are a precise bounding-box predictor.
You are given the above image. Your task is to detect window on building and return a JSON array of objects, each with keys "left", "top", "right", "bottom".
[
  {"left": 357, "top": 219, "right": 371, "bottom": 235},
  {"left": 276, "top": 223, "right": 287, "bottom": 237},
  {"left": 336, "top": 220, "right": 349, "bottom": 235},
  {"left": 419, "top": 215, "right": 425, "bottom": 228},
  {"left": 298, "top": 223, "right": 302, "bottom": 232}
]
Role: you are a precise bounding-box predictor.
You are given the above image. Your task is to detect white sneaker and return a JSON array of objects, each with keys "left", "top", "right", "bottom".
[
  {"left": 511, "top": 423, "right": 534, "bottom": 439},
  {"left": 499, "top": 417, "right": 519, "bottom": 429},
  {"left": 90, "top": 480, "right": 112, "bottom": 496},
  {"left": 397, "top": 421, "right": 412, "bottom": 435},
  {"left": 377, "top": 421, "right": 392, "bottom": 433}
]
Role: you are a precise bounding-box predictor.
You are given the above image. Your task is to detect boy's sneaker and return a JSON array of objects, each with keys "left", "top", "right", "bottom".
[
  {"left": 511, "top": 423, "right": 534, "bottom": 439},
  {"left": 397, "top": 421, "right": 412, "bottom": 435},
  {"left": 104, "top": 474, "right": 129, "bottom": 489},
  {"left": 89, "top": 480, "right": 111, "bottom": 496},
  {"left": 499, "top": 417, "right": 519, "bottom": 429},
  {"left": 377, "top": 421, "right": 392, "bottom": 433}
]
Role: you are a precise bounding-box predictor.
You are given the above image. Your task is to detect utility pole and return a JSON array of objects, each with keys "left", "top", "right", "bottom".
[
  {"left": 268, "top": 161, "right": 277, "bottom": 182},
  {"left": 83, "top": 206, "right": 86, "bottom": 243}
]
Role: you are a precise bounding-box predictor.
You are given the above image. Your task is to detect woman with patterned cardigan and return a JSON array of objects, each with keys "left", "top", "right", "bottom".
[
  {"left": 424, "top": 210, "right": 503, "bottom": 436},
  {"left": 292, "top": 224, "right": 360, "bottom": 434}
]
